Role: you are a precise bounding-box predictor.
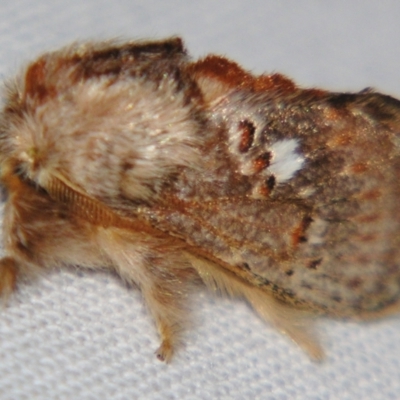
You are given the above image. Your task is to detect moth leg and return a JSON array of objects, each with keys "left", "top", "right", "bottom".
[
  {"left": 98, "top": 229, "right": 193, "bottom": 362},
  {"left": 141, "top": 284, "right": 185, "bottom": 362},
  {"left": 188, "top": 253, "right": 324, "bottom": 361},
  {"left": 155, "top": 324, "right": 174, "bottom": 362},
  {"left": 114, "top": 260, "right": 187, "bottom": 362},
  {"left": 243, "top": 287, "right": 324, "bottom": 361},
  {"left": 0, "top": 257, "right": 18, "bottom": 302},
  {"left": 116, "top": 261, "right": 187, "bottom": 362}
]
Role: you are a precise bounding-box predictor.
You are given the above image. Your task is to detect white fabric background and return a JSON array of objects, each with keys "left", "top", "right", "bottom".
[{"left": 0, "top": 1, "right": 400, "bottom": 399}]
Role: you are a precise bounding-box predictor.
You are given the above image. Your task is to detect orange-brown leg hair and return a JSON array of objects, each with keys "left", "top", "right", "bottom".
[
  {"left": 0, "top": 257, "right": 18, "bottom": 302},
  {"left": 98, "top": 228, "right": 194, "bottom": 362},
  {"left": 140, "top": 278, "right": 190, "bottom": 362}
]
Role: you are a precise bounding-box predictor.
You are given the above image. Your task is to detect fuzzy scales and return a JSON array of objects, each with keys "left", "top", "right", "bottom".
[{"left": 0, "top": 37, "right": 399, "bottom": 362}]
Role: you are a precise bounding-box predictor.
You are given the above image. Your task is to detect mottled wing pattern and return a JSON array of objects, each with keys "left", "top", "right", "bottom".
[{"left": 140, "top": 59, "right": 400, "bottom": 317}]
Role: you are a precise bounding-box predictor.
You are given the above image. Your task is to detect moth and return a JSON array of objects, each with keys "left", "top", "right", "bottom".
[{"left": 0, "top": 37, "right": 399, "bottom": 362}]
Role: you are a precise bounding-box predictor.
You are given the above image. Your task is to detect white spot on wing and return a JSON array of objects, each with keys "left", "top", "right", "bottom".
[{"left": 269, "top": 139, "right": 305, "bottom": 182}]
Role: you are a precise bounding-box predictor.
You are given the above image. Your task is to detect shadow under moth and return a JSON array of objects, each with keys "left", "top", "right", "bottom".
[{"left": 0, "top": 37, "right": 399, "bottom": 362}]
